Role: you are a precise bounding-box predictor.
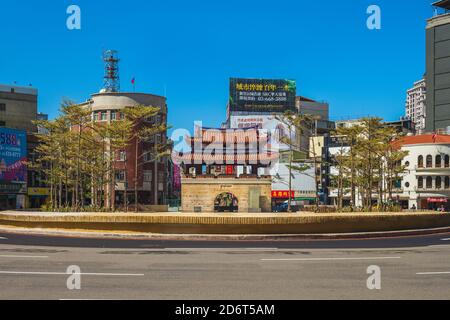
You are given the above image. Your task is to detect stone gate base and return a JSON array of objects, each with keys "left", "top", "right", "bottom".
[{"left": 181, "top": 176, "right": 272, "bottom": 213}]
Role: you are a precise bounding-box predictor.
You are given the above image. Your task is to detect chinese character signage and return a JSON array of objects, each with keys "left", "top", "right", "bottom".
[
  {"left": 229, "top": 78, "right": 296, "bottom": 113},
  {"left": 271, "top": 190, "right": 295, "bottom": 199},
  {"left": 0, "top": 128, "right": 27, "bottom": 185},
  {"left": 229, "top": 115, "right": 296, "bottom": 152}
]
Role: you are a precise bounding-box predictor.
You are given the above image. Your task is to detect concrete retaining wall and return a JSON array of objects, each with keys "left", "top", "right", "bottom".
[{"left": 0, "top": 211, "right": 449, "bottom": 234}]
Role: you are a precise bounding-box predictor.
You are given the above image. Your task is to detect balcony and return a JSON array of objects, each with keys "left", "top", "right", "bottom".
[{"left": 415, "top": 166, "right": 450, "bottom": 172}]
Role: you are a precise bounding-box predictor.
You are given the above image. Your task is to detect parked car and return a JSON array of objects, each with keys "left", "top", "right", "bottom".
[{"left": 273, "top": 201, "right": 289, "bottom": 212}]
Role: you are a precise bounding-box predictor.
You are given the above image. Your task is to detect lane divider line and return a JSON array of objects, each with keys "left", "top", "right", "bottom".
[
  {"left": 0, "top": 271, "right": 144, "bottom": 277},
  {"left": 416, "top": 271, "right": 450, "bottom": 275},
  {"left": 261, "top": 256, "right": 402, "bottom": 261},
  {"left": 0, "top": 255, "right": 48, "bottom": 259}
]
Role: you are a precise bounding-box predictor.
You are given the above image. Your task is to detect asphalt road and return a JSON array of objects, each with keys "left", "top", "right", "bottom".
[{"left": 0, "top": 231, "right": 450, "bottom": 299}]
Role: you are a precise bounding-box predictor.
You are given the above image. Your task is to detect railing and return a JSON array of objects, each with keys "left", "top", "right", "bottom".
[{"left": 415, "top": 166, "right": 450, "bottom": 170}]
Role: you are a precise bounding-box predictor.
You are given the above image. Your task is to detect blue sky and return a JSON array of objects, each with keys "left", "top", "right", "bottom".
[{"left": 0, "top": 0, "right": 433, "bottom": 131}]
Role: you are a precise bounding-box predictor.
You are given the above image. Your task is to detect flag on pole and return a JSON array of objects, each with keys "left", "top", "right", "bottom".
[
  {"left": 131, "top": 77, "right": 135, "bottom": 85},
  {"left": 432, "top": 133, "right": 437, "bottom": 143},
  {"left": 131, "top": 77, "right": 135, "bottom": 92}
]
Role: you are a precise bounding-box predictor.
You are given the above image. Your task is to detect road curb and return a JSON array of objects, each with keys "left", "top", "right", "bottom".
[
  {"left": 1, "top": 225, "right": 450, "bottom": 241},
  {"left": 1, "top": 211, "right": 450, "bottom": 235}
]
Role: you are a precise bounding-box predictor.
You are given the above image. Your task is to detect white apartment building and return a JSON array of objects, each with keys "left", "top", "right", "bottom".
[
  {"left": 405, "top": 79, "right": 426, "bottom": 134},
  {"left": 393, "top": 134, "right": 450, "bottom": 210}
]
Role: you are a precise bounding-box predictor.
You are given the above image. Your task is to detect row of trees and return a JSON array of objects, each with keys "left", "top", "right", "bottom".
[
  {"left": 331, "top": 118, "right": 409, "bottom": 211},
  {"left": 276, "top": 110, "right": 321, "bottom": 212},
  {"left": 275, "top": 113, "right": 409, "bottom": 213},
  {"left": 33, "top": 101, "right": 168, "bottom": 212}
]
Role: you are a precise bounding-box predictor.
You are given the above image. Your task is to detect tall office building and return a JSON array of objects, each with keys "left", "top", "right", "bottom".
[
  {"left": 425, "top": 1, "right": 450, "bottom": 132},
  {"left": 405, "top": 79, "right": 427, "bottom": 133}
]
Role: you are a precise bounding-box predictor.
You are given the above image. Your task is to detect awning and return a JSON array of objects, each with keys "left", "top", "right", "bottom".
[{"left": 294, "top": 197, "right": 316, "bottom": 201}]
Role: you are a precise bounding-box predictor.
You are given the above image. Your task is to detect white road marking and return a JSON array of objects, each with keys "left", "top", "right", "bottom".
[
  {"left": 0, "top": 271, "right": 144, "bottom": 277},
  {"left": 261, "top": 256, "right": 402, "bottom": 262},
  {"left": 441, "top": 238, "right": 450, "bottom": 241},
  {"left": 162, "top": 248, "right": 279, "bottom": 251},
  {"left": 0, "top": 237, "right": 7, "bottom": 240},
  {"left": 416, "top": 271, "right": 450, "bottom": 275},
  {"left": 59, "top": 299, "right": 120, "bottom": 301},
  {"left": 0, "top": 255, "right": 48, "bottom": 259}
]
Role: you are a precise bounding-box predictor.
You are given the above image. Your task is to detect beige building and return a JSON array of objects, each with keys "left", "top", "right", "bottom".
[
  {"left": 0, "top": 84, "right": 38, "bottom": 133},
  {"left": 181, "top": 176, "right": 272, "bottom": 213}
]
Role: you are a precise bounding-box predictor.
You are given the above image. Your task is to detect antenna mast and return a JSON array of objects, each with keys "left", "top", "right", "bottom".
[{"left": 102, "top": 50, "right": 120, "bottom": 92}]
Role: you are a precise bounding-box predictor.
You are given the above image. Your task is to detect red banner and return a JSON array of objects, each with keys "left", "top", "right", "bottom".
[
  {"left": 272, "top": 190, "right": 295, "bottom": 199},
  {"left": 427, "top": 198, "right": 448, "bottom": 203}
]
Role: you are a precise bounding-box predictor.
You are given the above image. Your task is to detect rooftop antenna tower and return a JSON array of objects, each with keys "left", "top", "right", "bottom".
[{"left": 102, "top": 50, "right": 120, "bottom": 92}]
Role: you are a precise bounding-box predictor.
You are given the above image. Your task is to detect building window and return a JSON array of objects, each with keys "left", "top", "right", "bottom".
[
  {"left": 418, "top": 177, "right": 424, "bottom": 189},
  {"left": 436, "top": 176, "right": 442, "bottom": 189},
  {"left": 115, "top": 170, "right": 126, "bottom": 182},
  {"left": 100, "top": 111, "right": 108, "bottom": 121},
  {"left": 445, "top": 177, "right": 450, "bottom": 189},
  {"left": 144, "top": 151, "right": 152, "bottom": 162},
  {"left": 93, "top": 113, "right": 99, "bottom": 121},
  {"left": 426, "top": 176, "right": 433, "bottom": 189},
  {"left": 111, "top": 111, "right": 117, "bottom": 121},
  {"left": 436, "top": 155, "right": 442, "bottom": 168},
  {"left": 445, "top": 155, "right": 450, "bottom": 168},
  {"left": 0, "top": 121, "right": 5, "bottom": 126},
  {"left": 418, "top": 155, "right": 424, "bottom": 168},
  {"left": 405, "top": 161, "right": 410, "bottom": 168},
  {"left": 118, "top": 151, "right": 126, "bottom": 161},
  {"left": 143, "top": 170, "right": 152, "bottom": 182},
  {"left": 426, "top": 155, "right": 433, "bottom": 168},
  {"left": 0, "top": 104, "right": 5, "bottom": 111}
]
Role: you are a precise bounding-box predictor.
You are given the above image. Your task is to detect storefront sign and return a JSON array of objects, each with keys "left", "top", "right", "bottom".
[
  {"left": 427, "top": 197, "right": 448, "bottom": 203},
  {"left": 271, "top": 190, "right": 295, "bottom": 199},
  {"left": 27, "top": 187, "right": 51, "bottom": 197}
]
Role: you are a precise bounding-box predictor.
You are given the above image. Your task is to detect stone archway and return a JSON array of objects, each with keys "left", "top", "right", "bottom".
[{"left": 214, "top": 192, "right": 238, "bottom": 212}]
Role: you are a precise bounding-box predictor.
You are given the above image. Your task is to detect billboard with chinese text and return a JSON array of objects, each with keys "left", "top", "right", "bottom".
[
  {"left": 0, "top": 128, "right": 27, "bottom": 185},
  {"left": 229, "top": 115, "right": 296, "bottom": 152},
  {"left": 229, "top": 78, "right": 297, "bottom": 113}
]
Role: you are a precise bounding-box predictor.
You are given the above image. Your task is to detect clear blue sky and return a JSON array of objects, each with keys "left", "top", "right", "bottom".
[{"left": 0, "top": 0, "right": 433, "bottom": 131}]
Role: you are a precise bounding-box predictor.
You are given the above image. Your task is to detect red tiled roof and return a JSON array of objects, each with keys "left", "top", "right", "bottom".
[
  {"left": 393, "top": 134, "right": 450, "bottom": 148},
  {"left": 172, "top": 151, "right": 279, "bottom": 163}
]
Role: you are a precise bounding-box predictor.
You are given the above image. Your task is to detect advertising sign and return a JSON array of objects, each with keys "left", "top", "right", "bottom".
[
  {"left": 271, "top": 190, "right": 295, "bottom": 199},
  {"left": 0, "top": 128, "right": 27, "bottom": 185},
  {"left": 230, "top": 115, "right": 295, "bottom": 152},
  {"left": 229, "top": 78, "right": 296, "bottom": 113}
]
